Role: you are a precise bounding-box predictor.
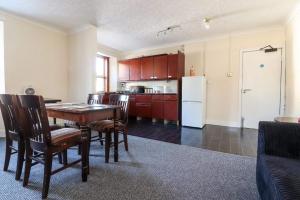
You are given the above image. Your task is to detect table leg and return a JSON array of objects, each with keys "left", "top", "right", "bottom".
[{"left": 80, "top": 126, "right": 90, "bottom": 174}]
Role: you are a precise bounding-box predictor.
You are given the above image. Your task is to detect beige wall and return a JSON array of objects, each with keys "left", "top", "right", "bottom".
[
  {"left": 285, "top": 6, "right": 300, "bottom": 117},
  {"left": 0, "top": 12, "right": 69, "bottom": 136},
  {"left": 121, "top": 27, "right": 286, "bottom": 127},
  {"left": 186, "top": 28, "right": 285, "bottom": 126},
  {"left": 68, "top": 25, "right": 98, "bottom": 102}
]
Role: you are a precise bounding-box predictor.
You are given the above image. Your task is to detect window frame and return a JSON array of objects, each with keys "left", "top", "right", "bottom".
[{"left": 95, "top": 54, "right": 110, "bottom": 92}]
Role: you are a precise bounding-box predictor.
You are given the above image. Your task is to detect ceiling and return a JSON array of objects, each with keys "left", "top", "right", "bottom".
[{"left": 0, "top": 0, "right": 298, "bottom": 51}]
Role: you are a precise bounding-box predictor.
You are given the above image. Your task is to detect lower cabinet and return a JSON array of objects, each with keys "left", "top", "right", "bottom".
[
  {"left": 129, "top": 95, "right": 136, "bottom": 116},
  {"left": 129, "top": 94, "right": 178, "bottom": 121},
  {"left": 136, "top": 103, "right": 152, "bottom": 118},
  {"left": 164, "top": 101, "right": 178, "bottom": 121}
]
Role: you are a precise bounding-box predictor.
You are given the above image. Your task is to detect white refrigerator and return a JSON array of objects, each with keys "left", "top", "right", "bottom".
[{"left": 182, "top": 76, "right": 206, "bottom": 128}]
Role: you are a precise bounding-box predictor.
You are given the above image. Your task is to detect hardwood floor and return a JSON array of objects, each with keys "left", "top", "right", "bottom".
[{"left": 127, "top": 118, "right": 258, "bottom": 157}]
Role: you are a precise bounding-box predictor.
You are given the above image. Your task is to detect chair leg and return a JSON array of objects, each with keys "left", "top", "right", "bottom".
[
  {"left": 114, "top": 131, "right": 119, "bottom": 162},
  {"left": 15, "top": 141, "right": 25, "bottom": 180},
  {"left": 105, "top": 131, "right": 111, "bottom": 163},
  {"left": 58, "top": 153, "right": 63, "bottom": 164},
  {"left": 42, "top": 153, "right": 53, "bottom": 199},
  {"left": 98, "top": 131, "right": 103, "bottom": 146},
  {"left": 81, "top": 139, "right": 88, "bottom": 181},
  {"left": 3, "top": 139, "right": 12, "bottom": 171},
  {"left": 123, "top": 128, "right": 129, "bottom": 151},
  {"left": 63, "top": 150, "right": 68, "bottom": 165},
  {"left": 23, "top": 147, "right": 33, "bottom": 187}
]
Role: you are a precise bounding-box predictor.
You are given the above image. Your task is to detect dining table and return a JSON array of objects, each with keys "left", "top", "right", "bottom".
[{"left": 46, "top": 102, "right": 121, "bottom": 163}]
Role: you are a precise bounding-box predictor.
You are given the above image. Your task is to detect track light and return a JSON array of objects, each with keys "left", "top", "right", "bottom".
[{"left": 203, "top": 18, "right": 210, "bottom": 29}]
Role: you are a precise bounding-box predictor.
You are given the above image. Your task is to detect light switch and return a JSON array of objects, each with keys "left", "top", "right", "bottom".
[{"left": 227, "top": 72, "right": 233, "bottom": 77}]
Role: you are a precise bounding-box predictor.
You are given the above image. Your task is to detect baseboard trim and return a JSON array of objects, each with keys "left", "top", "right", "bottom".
[{"left": 206, "top": 119, "right": 241, "bottom": 128}]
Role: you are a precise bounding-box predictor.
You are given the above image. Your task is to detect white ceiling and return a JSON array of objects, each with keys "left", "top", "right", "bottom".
[{"left": 0, "top": 0, "right": 298, "bottom": 51}]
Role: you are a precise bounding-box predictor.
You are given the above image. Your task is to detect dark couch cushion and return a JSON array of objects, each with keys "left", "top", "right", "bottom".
[{"left": 258, "top": 154, "right": 300, "bottom": 200}]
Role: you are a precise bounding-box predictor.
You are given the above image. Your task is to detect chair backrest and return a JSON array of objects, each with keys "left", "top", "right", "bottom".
[
  {"left": 18, "top": 95, "right": 51, "bottom": 148},
  {"left": 109, "top": 94, "right": 129, "bottom": 125},
  {"left": 87, "top": 94, "right": 104, "bottom": 105},
  {"left": 0, "top": 94, "right": 22, "bottom": 140}
]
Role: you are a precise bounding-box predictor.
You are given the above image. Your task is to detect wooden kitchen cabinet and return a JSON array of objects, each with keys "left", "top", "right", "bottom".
[
  {"left": 141, "top": 57, "right": 154, "bottom": 80},
  {"left": 136, "top": 95, "right": 152, "bottom": 118},
  {"left": 129, "top": 58, "right": 141, "bottom": 81},
  {"left": 152, "top": 95, "right": 164, "bottom": 119},
  {"left": 118, "top": 60, "right": 130, "bottom": 81},
  {"left": 129, "top": 95, "right": 136, "bottom": 116},
  {"left": 164, "top": 95, "right": 178, "bottom": 121},
  {"left": 167, "top": 54, "right": 178, "bottom": 79},
  {"left": 153, "top": 55, "right": 168, "bottom": 80}
]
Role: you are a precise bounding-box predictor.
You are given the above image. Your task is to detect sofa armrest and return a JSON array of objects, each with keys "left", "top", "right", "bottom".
[{"left": 258, "top": 121, "right": 300, "bottom": 159}]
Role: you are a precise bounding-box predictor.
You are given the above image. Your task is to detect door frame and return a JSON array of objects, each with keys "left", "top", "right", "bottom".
[{"left": 239, "top": 46, "right": 286, "bottom": 128}]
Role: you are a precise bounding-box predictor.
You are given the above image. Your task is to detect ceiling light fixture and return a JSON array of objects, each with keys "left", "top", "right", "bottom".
[
  {"left": 157, "top": 25, "right": 181, "bottom": 37},
  {"left": 203, "top": 18, "right": 211, "bottom": 29}
]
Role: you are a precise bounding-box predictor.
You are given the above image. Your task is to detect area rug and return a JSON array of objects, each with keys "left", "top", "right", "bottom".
[{"left": 0, "top": 136, "right": 258, "bottom": 200}]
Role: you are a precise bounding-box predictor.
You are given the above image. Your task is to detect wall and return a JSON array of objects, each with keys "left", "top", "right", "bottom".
[
  {"left": 0, "top": 11, "right": 69, "bottom": 137},
  {"left": 285, "top": 5, "right": 300, "bottom": 116},
  {"left": 122, "top": 27, "right": 285, "bottom": 127},
  {"left": 68, "top": 25, "right": 98, "bottom": 102},
  {"left": 187, "top": 27, "right": 285, "bottom": 127}
]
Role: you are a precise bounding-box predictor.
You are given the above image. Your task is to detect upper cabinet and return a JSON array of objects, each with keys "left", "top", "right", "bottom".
[
  {"left": 167, "top": 54, "right": 178, "bottom": 79},
  {"left": 141, "top": 56, "right": 154, "bottom": 80},
  {"left": 153, "top": 55, "right": 168, "bottom": 80},
  {"left": 129, "top": 58, "right": 141, "bottom": 81},
  {"left": 118, "top": 60, "right": 130, "bottom": 81},
  {"left": 118, "top": 51, "right": 185, "bottom": 82}
]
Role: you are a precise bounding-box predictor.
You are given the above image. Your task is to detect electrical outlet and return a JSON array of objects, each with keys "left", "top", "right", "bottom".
[{"left": 227, "top": 72, "right": 233, "bottom": 77}]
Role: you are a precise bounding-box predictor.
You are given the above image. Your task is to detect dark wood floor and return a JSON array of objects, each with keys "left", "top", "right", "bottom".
[{"left": 127, "top": 118, "right": 258, "bottom": 157}]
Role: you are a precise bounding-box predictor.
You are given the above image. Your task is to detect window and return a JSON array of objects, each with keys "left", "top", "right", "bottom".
[
  {"left": 95, "top": 55, "right": 109, "bottom": 92},
  {"left": 0, "top": 21, "right": 4, "bottom": 94}
]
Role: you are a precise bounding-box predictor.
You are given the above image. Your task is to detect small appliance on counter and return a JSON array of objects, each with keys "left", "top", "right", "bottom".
[
  {"left": 130, "top": 86, "right": 145, "bottom": 94},
  {"left": 144, "top": 88, "right": 154, "bottom": 93}
]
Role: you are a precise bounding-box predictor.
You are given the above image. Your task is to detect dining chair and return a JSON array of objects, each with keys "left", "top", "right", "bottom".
[
  {"left": 0, "top": 94, "right": 25, "bottom": 180},
  {"left": 88, "top": 94, "right": 129, "bottom": 163},
  {"left": 18, "top": 95, "right": 89, "bottom": 199}
]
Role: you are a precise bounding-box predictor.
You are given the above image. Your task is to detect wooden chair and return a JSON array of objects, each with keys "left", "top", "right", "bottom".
[
  {"left": 88, "top": 94, "right": 129, "bottom": 163},
  {"left": 18, "top": 95, "right": 89, "bottom": 199},
  {"left": 0, "top": 94, "right": 25, "bottom": 180}
]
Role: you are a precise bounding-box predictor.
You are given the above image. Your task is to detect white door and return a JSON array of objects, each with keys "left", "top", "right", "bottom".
[{"left": 241, "top": 49, "right": 283, "bottom": 129}]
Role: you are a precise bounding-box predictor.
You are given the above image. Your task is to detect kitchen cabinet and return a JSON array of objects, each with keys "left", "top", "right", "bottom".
[
  {"left": 141, "top": 57, "right": 154, "bottom": 80},
  {"left": 164, "top": 95, "right": 178, "bottom": 121},
  {"left": 118, "top": 60, "right": 130, "bottom": 81},
  {"left": 152, "top": 95, "right": 164, "bottom": 119},
  {"left": 129, "top": 95, "right": 136, "bottom": 116},
  {"left": 167, "top": 54, "right": 178, "bottom": 79},
  {"left": 129, "top": 58, "right": 141, "bottom": 81},
  {"left": 153, "top": 55, "right": 168, "bottom": 80},
  {"left": 136, "top": 95, "right": 152, "bottom": 118}
]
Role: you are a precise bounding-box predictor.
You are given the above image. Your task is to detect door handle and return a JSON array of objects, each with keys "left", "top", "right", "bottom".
[{"left": 242, "top": 89, "right": 252, "bottom": 94}]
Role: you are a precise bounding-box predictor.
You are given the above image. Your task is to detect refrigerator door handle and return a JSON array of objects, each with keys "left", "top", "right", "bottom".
[{"left": 182, "top": 101, "right": 202, "bottom": 103}]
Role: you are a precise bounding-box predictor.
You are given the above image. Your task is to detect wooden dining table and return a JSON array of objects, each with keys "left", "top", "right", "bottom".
[{"left": 46, "top": 102, "right": 121, "bottom": 163}]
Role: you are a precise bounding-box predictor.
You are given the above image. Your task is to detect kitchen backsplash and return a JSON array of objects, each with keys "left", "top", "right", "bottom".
[{"left": 118, "top": 80, "right": 178, "bottom": 93}]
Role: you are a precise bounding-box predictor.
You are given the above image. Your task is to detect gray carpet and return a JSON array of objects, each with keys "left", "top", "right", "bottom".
[{"left": 0, "top": 136, "right": 258, "bottom": 200}]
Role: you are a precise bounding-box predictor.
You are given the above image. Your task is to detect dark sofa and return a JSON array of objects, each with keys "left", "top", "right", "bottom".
[{"left": 257, "top": 121, "right": 300, "bottom": 200}]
